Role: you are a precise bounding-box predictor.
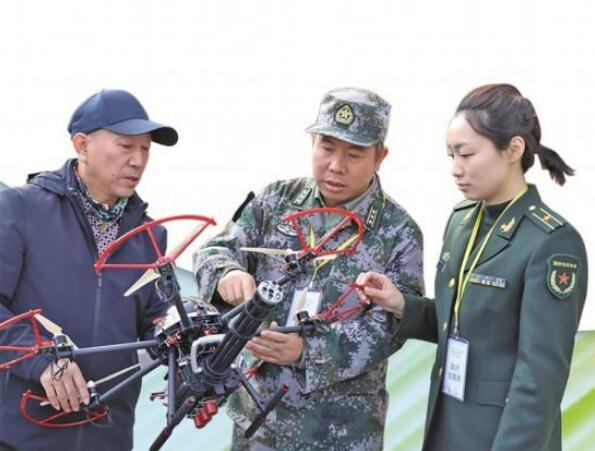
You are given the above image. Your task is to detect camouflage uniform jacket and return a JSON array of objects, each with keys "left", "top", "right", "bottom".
[{"left": 193, "top": 175, "right": 424, "bottom": 450}]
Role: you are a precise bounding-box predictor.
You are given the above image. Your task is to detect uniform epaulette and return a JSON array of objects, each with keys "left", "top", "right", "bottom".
[
  {"left": 263, "top": 178, "right": 313, "bottom": 208},
  {"left": 453, "top": 199, "right": 478, "bottom": 211},
  {"left": 524, "top": 203, "right": 566, "bottom": 234}
]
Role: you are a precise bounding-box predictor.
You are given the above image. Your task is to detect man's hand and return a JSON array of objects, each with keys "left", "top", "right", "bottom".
[
  {"left": 356, "top": 271, "right": 405, "bottom": 316},
  {"left": 39, "top": 360, "right": 90, "bottom": 412},
  {"left": 245, "top": 322, "right": 304, "bottom": 365},
  {"left": 216, "top": 270, "right": 257, "bottom": 306}
]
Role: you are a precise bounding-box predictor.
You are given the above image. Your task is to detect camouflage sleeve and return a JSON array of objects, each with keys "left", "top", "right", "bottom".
[
  {"left": 192, "top": 185, "right": 278, "bottom": 302},
  {"left": 298, "top": 221, "right": 425, "bottom": 393}
]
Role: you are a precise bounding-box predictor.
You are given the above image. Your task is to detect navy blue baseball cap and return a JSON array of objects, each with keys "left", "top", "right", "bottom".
[{"left": 67, "top": 89, "right": 178, "bottom": 146}]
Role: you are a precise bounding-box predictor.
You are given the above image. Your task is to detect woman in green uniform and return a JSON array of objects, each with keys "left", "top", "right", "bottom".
[{"left": 358, "top": 83, "right": 588, "bottom": 451}]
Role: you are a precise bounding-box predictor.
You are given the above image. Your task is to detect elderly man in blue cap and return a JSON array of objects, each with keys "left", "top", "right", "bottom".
[{"left": 0, "top": 90, "right": 177, "bottom": 451}]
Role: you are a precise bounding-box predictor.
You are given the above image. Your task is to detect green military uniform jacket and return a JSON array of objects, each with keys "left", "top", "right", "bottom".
[
  {"left": 193, "top": 175, "right": 424, "bottom": 450},
  {"left": 397, "top": 184, "right": 588, "bottom": 451}
]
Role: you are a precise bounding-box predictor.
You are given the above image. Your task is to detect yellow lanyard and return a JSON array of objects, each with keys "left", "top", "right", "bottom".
[
  {"left": 452, "top": 186, "right": 528, "bottom": 334},
  {"left": 306, "top": 224, "right": 361, "bottom": 287}
]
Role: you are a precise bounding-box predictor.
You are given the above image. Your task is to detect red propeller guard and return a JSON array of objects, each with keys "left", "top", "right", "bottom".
[
  {"left": 20, "top": 390, "right": 109, "bottom": 428},
  {"left": 316, "top": 283, "right": 368, "bottom": 323},
  {"left": 282, "top": 207, "right": 364, "bottom": 258},
  {"left": 94, "top": 214, "right": 216, "bottom": 273},
  {"left": 0, "top": 309, "right": 53, "bottom": 370}
]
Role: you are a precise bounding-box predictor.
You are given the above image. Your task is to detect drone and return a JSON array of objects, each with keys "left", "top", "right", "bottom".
[{"left": 0, "top": 207, "right": 367, "bottom": 450}]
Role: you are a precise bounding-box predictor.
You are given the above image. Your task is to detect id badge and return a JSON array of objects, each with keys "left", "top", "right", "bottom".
[
  {"left": 442, "top": 335, "right": 469, "bottom": 401},
  {"left": 286, "top": 288, "right": 321, "bottom": 326}
]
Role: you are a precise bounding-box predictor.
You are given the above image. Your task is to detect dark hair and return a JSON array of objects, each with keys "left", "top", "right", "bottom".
[{"left": 455, "top": 84, "right": 574, "bottom": 185}]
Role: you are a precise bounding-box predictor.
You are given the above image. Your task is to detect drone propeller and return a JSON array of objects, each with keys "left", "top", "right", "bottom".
[
  {"left": 95, "top": 215, "right": 215, "bottom": 298},
  {"left": 165, "top": 223, "right": 208, "bottom": 261},
  {"left": 34, "top": 314, "right": 78, "bottom": 349},
  {"left": 124, "top": 269, "right": 161, "bottom": 297},
  {"left": 239, "top": 247, "right": 293, "bottom": 257},
  {"left": 124, "top": 223, "right": 210, "bottom": 297}
]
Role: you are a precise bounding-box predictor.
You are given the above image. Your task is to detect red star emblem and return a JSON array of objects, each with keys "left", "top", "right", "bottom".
[{"left": 558, "top": 272, "right": 570, "bottom": 285}]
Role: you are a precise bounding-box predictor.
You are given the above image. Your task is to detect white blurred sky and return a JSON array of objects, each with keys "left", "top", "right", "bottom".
[{"left": 1, "top": 0, "right": 593, "bottom": 329}]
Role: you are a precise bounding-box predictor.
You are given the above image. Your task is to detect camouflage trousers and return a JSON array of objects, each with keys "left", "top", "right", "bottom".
[
  {"left": 230, "top": 424, "right": 383, "bottom": 451},
  {"left": 231, "top": 425, "right": 276, "bottom": 451}
]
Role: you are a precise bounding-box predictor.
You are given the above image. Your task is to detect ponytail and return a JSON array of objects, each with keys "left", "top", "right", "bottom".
[{"left": 536, "top": 144, "right": 575, "bottom": 185}]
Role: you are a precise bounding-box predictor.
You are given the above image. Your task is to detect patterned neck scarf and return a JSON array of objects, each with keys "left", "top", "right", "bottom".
[
  {"left": 72, "top": 163, "right": 128, "bottom": 254},
  {"left": 73, "top": 166, "right": 128, "bottom": 222}
]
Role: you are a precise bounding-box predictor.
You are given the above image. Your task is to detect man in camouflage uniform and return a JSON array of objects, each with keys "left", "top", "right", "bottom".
[{"left": 193, "top": 88, "right": 424, "bottom": 450}]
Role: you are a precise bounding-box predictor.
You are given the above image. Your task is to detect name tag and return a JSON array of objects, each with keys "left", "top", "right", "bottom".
[
  {"left": 468, "top": 273, "right": 507, "bottom": 289},
  {"left": 286, "top": 289, "right": 321, "bottom": 326},
  {"left": 442, "top": 335, "right": 469, "bottom": 401}
]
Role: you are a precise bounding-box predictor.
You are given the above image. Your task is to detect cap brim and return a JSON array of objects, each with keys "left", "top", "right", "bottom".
[
  {"left": 105, "top": 118, "right": 178, "bottom": 146},
  {"left": 305, "top": 124, "right": 378, "bottom": 147}
]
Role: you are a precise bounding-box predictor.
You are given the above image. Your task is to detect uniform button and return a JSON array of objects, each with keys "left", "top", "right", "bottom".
[
  {"left": 505, "top": 397, "right": 509, "bottom": 404},
  {"left": 529, "top": 205, "right": 536, "bottom": 211},
  {"left": 438, "top": 367, "right": 443, "bottom": 377},
  {"left": 442, "top": 322, "right": 448, "bottom": 332},
  {"left": 448, "top": 278, "right": 455, "bottom": 288}
]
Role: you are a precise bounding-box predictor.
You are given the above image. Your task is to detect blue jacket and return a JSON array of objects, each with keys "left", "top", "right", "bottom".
[{"left": 0, "top": 159, "right": 167, "bottom": 451}]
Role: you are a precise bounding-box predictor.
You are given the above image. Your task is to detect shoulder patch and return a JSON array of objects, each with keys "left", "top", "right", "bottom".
[
  {"left": 453, "top": 199, "right": 478, "bottom": 211},
  {"left": 547, "top": 254, "right": 580, "bottom": 300},
  {"left": 525, "top": 204, "right": 566, "bottom": 234}
]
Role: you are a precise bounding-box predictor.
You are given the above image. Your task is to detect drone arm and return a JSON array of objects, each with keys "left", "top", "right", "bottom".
[
  {"left": 150, "top": 395, "right": 197, "bottom": 451},
  {"left": 60, "top": 339, "right": 160, "bottom": 359},
  {"left": 234, "top": 368, "right": 290, "bottom": 439},
  {"left": 89, "top": 357, "right": 162, "bottom": 410},
  {"left": 235, "top": 368, "right": 267, "bottom": 411},
  {"left": 139, "top": 228, "right": 169, "bottom": 341},
  {"left": 167, "top": 348, "right": 177, "bottom": 423},
  {"left": 244, "top": 384, "right": 289, "bottom": 439}
]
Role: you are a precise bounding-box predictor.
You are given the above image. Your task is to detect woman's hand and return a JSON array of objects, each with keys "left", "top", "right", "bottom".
[{"left": 356, "top": 271, "right": 405, "bottom": 316}]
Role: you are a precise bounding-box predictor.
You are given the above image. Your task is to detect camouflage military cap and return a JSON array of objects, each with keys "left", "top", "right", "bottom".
[{"left": 305, "top": 87, "right": 391, "bottom": 146}]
